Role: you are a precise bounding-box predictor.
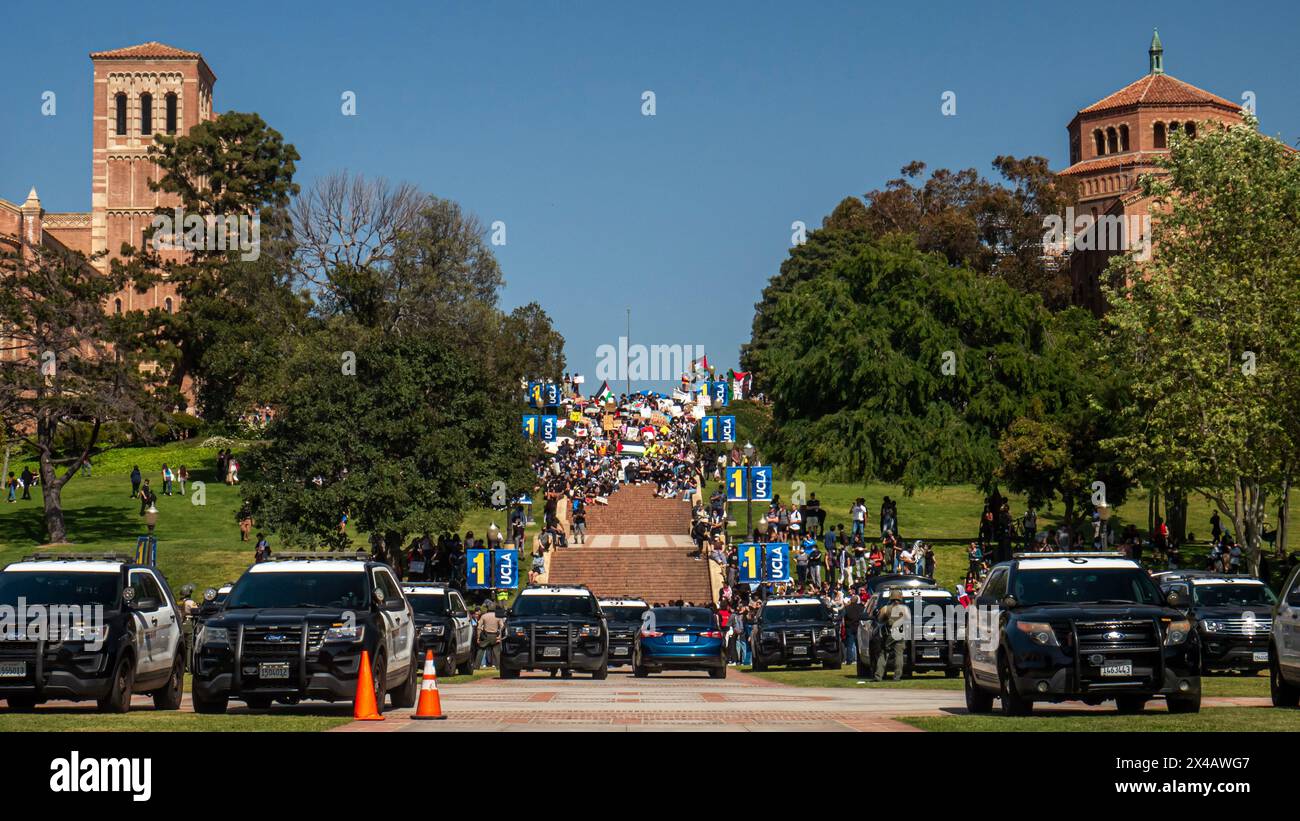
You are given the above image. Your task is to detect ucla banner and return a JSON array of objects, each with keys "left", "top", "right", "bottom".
[
  {"left": 748, "top": 465, "right": 773, "bottom": 502},
  {"left": 493, "top": 549, "right": 520, "bottom": 589},
  {"left": 718, "top": 415, "right": 736, "bottom": 442},
  {"left": 540, "top": 414, "right": 558, "bottom": 442},
  {"left": 709, "top": 380, "right": 728, "bottom": 406},
  {"left": 527, "top": 382, "right": 543, "bottom": 407},
  {"left": 544, "top": 382, "right": 561, "bottom": 405},
  {"left": 764, "top": 542, "right": 791, "bottom": 583},
  {"left": 466, "top": 547, "right": 491, "bottom": 589},
  {"left": 522, "top": 414, "right": 539, "bottom": 438},
  {"left": 725, "top": 466, "right": 747, "bottom": 502},
  {"left": 700, "top": 416, "right": 719, "bottom": 443},
  {"left": 737, "top": 542, "right": 763, "bottom": 585}
]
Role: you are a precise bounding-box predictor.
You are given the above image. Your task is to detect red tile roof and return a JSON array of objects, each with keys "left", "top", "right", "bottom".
[
  {"left": 1058, "top": 151, "right": 1167, "bottom": 176},
  {"left": 1079, "top": 72, "right": 1239, "bottom": 115},
  {"left": 89, "top": 42, "right": 201, "bottom": 60}
]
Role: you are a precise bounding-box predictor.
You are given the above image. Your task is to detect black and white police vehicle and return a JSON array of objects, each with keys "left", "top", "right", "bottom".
[
  {"left": 0, "top": 552, "right": 185, "bottom": 713},
  {"left": 402, "top": 583, "right": 476, "bottom": 677},
  {"left": 1154, "top": 571, "right": 1276, "bottom": 673},
  {"left": 191, "top": 551, "right": 419, "bottom": 713},
  {"left": 750, "top": 596, "right": 842, "bottom": 671},
  {"left": 964, "top": 553, "right": 1201, "bottom": 715},
  {"left": 499, "top": 585, "right": 608, "bottom": 679},
  {"left": 598, "top": 597, "right": 649, "bottom": 666},
  {"left": 858, "top": 586, "right": 964, "bottom": 679},
  {"left": 1269, "top": 563, "right": 1300, "bottom": 707}
]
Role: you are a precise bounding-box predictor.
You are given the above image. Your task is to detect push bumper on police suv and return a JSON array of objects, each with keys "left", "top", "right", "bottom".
[
  {"left": 752, "top": 625, "right": 841, "bottom": 666},
  {"left": 0, "top": 639, "right": 120, "bottom": 701},
  {"left": 500, "top": 622, "right": 607, "bottom": 672},
  {"left": 192, "top": 623, "right": 371, "bottom": 702}
]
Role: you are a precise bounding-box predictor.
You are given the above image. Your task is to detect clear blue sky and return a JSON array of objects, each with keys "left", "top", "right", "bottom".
[{"left": 2, "top": 0, "right": 1297, "bottom": 388}]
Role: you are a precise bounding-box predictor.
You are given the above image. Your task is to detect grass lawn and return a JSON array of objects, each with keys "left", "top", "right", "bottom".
[
  {"left": 0, "top": 441, "right": 535, "bottom": 598},
  {"left": 0, "top": 711, "right": 350, "bottom": 732},
  {"left": 742, "top": 665, "right": 1271, "bottom": 697},
  {"left": 899, "top": 706, "right": 1299, "bottom": 732}
]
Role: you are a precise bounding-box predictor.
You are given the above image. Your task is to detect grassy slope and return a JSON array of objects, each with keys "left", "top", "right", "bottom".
[{"left": 0, "top": 441, "right": 533, "bottom": 597}]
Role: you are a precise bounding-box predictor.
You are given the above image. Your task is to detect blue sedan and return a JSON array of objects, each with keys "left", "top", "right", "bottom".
[{"left": 633, "top": 606, "right": 727, "bottom": 678}]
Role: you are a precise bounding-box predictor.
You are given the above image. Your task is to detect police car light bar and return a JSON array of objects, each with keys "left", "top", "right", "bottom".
[
  {"left": 1012, "top": 551, "right": 1124, "bottom": 559},
  {"left": 268, "top": 550, "right": 370, "bottom": 561},
  {"left": 22, "top": 551, "right": 137, "bottom": 562}
]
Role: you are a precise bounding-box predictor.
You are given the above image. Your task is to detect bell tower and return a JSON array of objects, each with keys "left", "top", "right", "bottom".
[{"left": 89, "top": 42, "right": 215, "bottom": 302}]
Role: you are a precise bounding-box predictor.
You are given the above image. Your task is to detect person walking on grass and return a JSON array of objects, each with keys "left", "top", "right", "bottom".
[
  {"left": 161, "top": 464, "right": 173, "bottom": 496},
  {"left": 20, "top": 466, "right": 33, "bottom": 501},
  {"left": 237, "top": 503, "right": 254, "bottom": 542},
  {"left": 177, "top": 465, "right": 188, "bottom": 496},
  {"left": 5, "top": 472, "right": 16, "bottom": 503},
  {"left": 138, "top": 480, "right": 156, "bottom": 516},
  {"left": 130, "top": 465, "right": 142, "bottom": 498}
]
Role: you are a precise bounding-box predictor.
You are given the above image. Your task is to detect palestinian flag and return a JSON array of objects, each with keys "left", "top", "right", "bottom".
[{"left": 593, "top": 380, "right": 616, "bottom": 402}]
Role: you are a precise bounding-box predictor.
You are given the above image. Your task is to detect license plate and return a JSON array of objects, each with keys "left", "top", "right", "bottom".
[
  {"left": 258, "top": 662, "right": 290, "bottom": 679},
  {"left": 613, "top": 647, "right": 628, "bottom": 655},
  {"left": 793, "top": 646, "right": 808, "bottom": 655},
  {"left": 542, "top": 646, "right": 561, "bottom": 657},
  {"left": 1100, "top": 662, "right": 1132, "bottom": 677},
  {"left": 1253, "top": 651, "right": 1269, "bottom": 663},
  {"left": 921, "top": 648, "right": 941, "bottom": 659},
  {"left": 672, "top": 635, "right": 690, "bottom": 644},
  {"left": 0, "top": 661, "right": 25, "bottom": 678}
]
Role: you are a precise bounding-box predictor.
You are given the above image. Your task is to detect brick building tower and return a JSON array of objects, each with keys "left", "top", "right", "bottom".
[{"left": 1058, "top": 31, "right": 1244, "bottom": 313}]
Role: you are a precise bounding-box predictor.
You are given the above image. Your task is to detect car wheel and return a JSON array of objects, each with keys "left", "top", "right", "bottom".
[
  {"left": 4, "top": 696, "right": 38, "bottom": 712},
  {"left": 997, "top": 653, "right": 1032, "bottom": 716},
  {"left": 963, "top": 658, "right": 993, "bottom": 714},
  {"left": 192, "top": 690, "right": 228, "bottom": 714},
  {"left": 1166, "top": 692, "right": 1201, "bottom": 714},
  {"left": 437, "top": 650, "right": 456, "bottom": 679},
  {"left": 945, "top": 667, "right": 960, "bottom": 679},
  {"left": 499, "top": 664, "right": 520, "bottom": 679},
  {"left": 1115, "top": 695, "right": 1147, "bottom": 714},
  {"left": 709, "top": 666, "right": 727, "bottom": 679},
  {"left": 97, "top": 655, "right": 135, "bottom": 714},
  {"left": 389, "top": 656, "right": 419, "bottom": 709},
  {"left": 1271, "top": 649, "right": 1300, "bottom": 707},
  {"left": 369, "top": 652, "right": 386, "bottom": 715},
  {"left": 152, "top": 654, "right": 184, "bottom": 710},
  {"left": 455, "top": 647, "right": 475, "bottom": 676},
  {"left": 822, "top": 660, "right": 842, "bottom": 670},
  {"left": 633, "top": 665, "right": 649, "bottom": 678},
  {"left": 751, "top": 658, "right": 767, "bottom": 672},
  {"left": 244, "top": 695, "right": 273, "bottom": 710},
  {"left": 592, "top": 662, "right": 609, "bottom": 680}
]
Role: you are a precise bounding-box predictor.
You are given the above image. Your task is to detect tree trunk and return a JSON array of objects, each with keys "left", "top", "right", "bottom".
[
  {"left": 1166, "top": 489, "right": 1187, "bottom": 543},
  {"left": 39, "top": 453, "right": 67, "bottom": 545},
  {"left": 1278, "top": 477, "right": 1290, "bottom": 558}
]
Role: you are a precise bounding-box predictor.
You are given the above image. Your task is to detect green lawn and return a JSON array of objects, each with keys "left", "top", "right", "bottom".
[
  {"left": 742, "top": 665, "right": 1271, "bottom": 697},
  {"left": 0, "top": 441, "right": 535, "bottom": 597},
  {"left": 0, "top": 711, "right": 350, "bottom": 732},
  {"left": 899, "top": 706, "right": 1299, "bottom": 732}
]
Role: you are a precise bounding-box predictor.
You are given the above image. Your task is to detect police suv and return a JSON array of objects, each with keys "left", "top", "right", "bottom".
[
  {"left": 750, "top": 596, "right": 841, "bottom": 671},
  {"left": 598, "top": 597, "right": 649, "bottom": 666},
  {"left": 1269, "top": 562, "right": 1300, "bottom": 707},
  {"left": 858, "top": 586, "right": 963, "bottom": 679},
  {"left": 402, "top": 583, "right": 476, "bottom": 677},
  {"left": 191, "top": 551, "right": 419, "bottom": 713},
  {"left": 0, "top": 552, "right": 185, "bottom": 713},
  {"left": 964, "top": 553, "right": 1201, "bottom": 715},
  {"left": 500, "top": 585, "right": 609, "bottom": 679},
  {"left": 1154, "top": 571, "right": 1276, "bottom": 673}
]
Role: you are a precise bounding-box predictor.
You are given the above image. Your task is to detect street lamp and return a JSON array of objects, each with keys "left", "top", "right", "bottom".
[
  {"left": 742, "top": 442, "right": 755, "bottom": 539},
  {"left": 144, "top": 502, "right": 158, "bottom": 532}
]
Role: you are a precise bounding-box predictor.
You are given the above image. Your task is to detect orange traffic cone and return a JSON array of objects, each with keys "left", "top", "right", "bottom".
[
  {"left": 413, "top": 650, "right": 447, "bottom": 720},
  {"left": 353, "top": 649, "right": 385, "bottom": 721}
]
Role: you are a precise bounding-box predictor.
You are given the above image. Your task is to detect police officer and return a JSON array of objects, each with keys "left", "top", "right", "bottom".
[{"left": 874, "top": 589, "right": 909, "bottom": 682}]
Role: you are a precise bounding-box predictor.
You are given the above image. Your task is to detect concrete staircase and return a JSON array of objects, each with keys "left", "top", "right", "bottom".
[
  {"left": 546, "top": 541, "right": 714, "bottom": 604},
  {"left": 581, "top": 484, "right": 692, "bottom": 535},
  {"left": 546, "top": 483, "right": 712, "bottom": 603}
]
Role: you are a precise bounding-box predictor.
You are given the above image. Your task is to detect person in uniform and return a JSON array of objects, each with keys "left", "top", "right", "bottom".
[{"left": 874, "top": 589, "right": 910, "bottom": 682}]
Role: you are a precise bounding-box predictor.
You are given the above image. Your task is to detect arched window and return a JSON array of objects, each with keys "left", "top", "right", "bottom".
[
  {"left": 1185, "top": 122, "right": 1196, "bottom": 138},
  {"left": 114, "top": 93, "right": 127, "bottom": 136},
  {"left": 140, "top": 93, "right": 153, "bottom": 135},
  {"left": 1154, "top": 122, "right": 1167, "bottom": 149},
  {"left": 165, "top": 93, "right": 178, "bottom": 134},
  {"left": 1106, "top": 127, "right": 1119, "bottom": 154},
  {"left": 1094, "top": 130, "right": 1105, "bottom": 156},
  {"left": 1169, "top": 121, "right": 1180, "bottom": 139},
  {"left": 1119, "top": 124, "right": 1129, "bottom": 151},
  {"left": 113, "top": 298, "right": 123, "bottom": 315},
  {"left": 164, "top": 297, "right": 173, "bottom": 314}
]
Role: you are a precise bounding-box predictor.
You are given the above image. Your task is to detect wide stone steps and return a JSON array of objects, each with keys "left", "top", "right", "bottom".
[{"left": 546, "top": 544, "right": 714, "bottom": 605}]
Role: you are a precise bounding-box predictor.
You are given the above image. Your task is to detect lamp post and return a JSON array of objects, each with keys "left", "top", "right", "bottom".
[
  {"left": 144, "top": 502, "right": 158, "bottom": 533},
  {"left": 143, "top": 502, "right": 159, "bottom": 565},
  {"left": 743, "top": 441, "right": 755, "bottom": 539}
]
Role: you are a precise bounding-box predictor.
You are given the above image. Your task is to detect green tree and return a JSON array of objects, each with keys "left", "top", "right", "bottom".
[
  {"left": 1103, "top": 114, "right": 1300, "bottom": 573},
  {"left": 0, "top": 246, "right": 165, "bottom": 543}
]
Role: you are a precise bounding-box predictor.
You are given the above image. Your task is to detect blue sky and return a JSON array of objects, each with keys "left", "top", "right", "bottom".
[{"left": 2, "top": 0, "right": 1297, "bottom": 388}]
